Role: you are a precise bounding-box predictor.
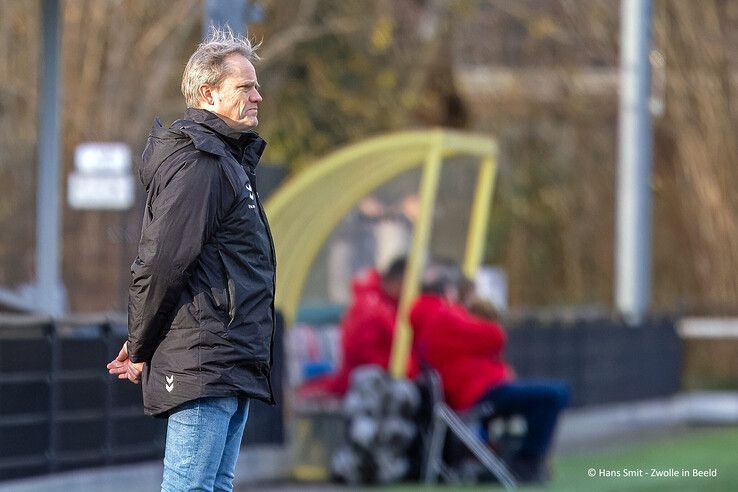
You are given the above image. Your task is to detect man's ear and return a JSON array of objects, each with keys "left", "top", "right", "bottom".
[{"left": 197, "top": 84, "right": 215, "bottom": 106}]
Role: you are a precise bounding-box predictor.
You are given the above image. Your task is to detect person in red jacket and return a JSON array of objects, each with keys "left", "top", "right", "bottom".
[
  {"left": 298, "top": 257, "right": 419, "bottom": 397},
  {"left": 410, "top": 261, "right": 568, "bottom": 483}
]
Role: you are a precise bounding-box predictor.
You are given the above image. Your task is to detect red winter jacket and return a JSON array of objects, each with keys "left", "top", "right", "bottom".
[
  {"left": 298, "top": 269, "right": 419, "bottom": 397},
  {"left": 410, "top": 294, "right": 514, "bottom": 411}
]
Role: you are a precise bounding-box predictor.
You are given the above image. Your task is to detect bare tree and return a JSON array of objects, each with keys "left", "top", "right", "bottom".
[
  {"left": 653, "top": 0, "right": 738, "bottom": 310},
  {"left": 4, "top": 0, "right": 736, "bottom": 313}
]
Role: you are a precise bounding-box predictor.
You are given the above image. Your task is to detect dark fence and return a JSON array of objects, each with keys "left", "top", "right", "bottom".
[
  {"left": 294, "top": 305, "right": 683, "bottom": 411},
  {"left": 0, "top": 311, "right": 679, "bottom": 481},
  {"left": 0, "top": 313, "right": 284, "bottom": 482},
  {"left": 506, "top": 317, "right": 682, "bottom": 408},
  {"left": 294, "top": 305, "right": 683, "bottom": 409}
]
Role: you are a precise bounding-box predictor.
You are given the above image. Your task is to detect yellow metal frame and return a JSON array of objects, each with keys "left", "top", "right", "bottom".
[{"left": 265, "top": 129, "right": 498, "bottom": 377}]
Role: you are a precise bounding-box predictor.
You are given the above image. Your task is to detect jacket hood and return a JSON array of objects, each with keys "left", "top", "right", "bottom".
[
  {"left": 139, "top": 117, "right": 187, "bottom": 188},
  {"left": 139, "top": 108, "right": 266, "bottom": 189}
]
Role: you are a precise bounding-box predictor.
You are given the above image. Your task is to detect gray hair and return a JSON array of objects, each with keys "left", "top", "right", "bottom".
[
  {"left": 181, "top": 27, "right": 260, "bottom": 108},
  {"left": 421, "top": 259, "right": 463, "bottom": 297}
]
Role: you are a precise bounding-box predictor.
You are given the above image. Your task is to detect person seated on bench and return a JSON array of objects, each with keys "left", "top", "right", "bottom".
[
  {"left": 298, "top": 256, "right": 420, "bottom": 398},
  {"left": 409, "top": 261, "right": 569, "bottom": 483}
]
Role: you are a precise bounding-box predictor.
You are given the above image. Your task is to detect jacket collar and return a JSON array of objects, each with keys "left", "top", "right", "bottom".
[
  {"left": 183, "top": 107, "right": 253, "bottom": 140},
  {"left": 177, "top": 108, "right": 267, "bottom": 166}
]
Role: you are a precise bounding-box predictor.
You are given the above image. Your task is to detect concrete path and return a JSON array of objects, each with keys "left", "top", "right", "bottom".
[{"left": 0, "top": 446, "right": 297, "bottom": 492}]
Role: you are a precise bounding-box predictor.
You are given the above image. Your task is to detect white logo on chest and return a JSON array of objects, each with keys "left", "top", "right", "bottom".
[
  {"left": 165, "top": 375, "right": 174, "bottom": 393},
  {"left": 246, "top": 183, "right": 256, "bottom": 209}
]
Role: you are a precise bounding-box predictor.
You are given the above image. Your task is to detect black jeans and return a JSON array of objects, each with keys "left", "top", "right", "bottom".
[{"left": 475, "top": 380, "right": 570, "bottom": 459}]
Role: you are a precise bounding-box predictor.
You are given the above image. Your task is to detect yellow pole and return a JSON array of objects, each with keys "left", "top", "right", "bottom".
[
  {"left": 462, "top": 150, "right": 497, "bottom": 279},
  {"left": 389, "top": 136, "right": 443, "bottom": 378}
]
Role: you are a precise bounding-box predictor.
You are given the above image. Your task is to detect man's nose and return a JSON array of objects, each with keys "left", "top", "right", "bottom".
[{"left": 251, "top": 89, "right": 262, "bottom": 103}]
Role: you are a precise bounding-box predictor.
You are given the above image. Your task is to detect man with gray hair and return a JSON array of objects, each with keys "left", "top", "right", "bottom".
[{"left": 107, "top": 28, "right": 275, "bottom": 491}]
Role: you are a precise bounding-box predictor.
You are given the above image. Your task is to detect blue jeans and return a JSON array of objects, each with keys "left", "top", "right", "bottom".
[
  {"left": 161, "top": 396, "right": 251, "bottom": 492},
  {"left": 475, "top": 380, "right": 569, "bottom": 459}
]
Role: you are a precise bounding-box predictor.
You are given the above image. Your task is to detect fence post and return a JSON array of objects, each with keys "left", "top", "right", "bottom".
[{"left": 46, "top": 319, "right": 60, "bottom": 472}]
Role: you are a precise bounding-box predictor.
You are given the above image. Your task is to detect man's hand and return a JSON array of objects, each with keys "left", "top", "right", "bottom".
[{"left": 107, "top": 342, "right": 145, "bottom": 384}]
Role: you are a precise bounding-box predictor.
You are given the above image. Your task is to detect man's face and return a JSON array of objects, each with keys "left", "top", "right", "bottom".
[{"left": 201, "top": 54, "right": 262, "bottom": 131}]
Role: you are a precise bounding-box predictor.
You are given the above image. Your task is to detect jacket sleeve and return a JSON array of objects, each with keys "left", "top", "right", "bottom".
[
  {"left": 435, "top": 304, "right": 506, "bottom": 357},
  {"left": 127, "top": 158, "right": 231, "bottom": 363}
]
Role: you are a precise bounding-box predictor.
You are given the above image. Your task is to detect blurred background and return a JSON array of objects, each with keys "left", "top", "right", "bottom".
[
  {"left": 1, "top": 0, "right": 737, "bottom": 491},
  {"left": 3, "top": 0, "right": 738, "bottom": 314}
]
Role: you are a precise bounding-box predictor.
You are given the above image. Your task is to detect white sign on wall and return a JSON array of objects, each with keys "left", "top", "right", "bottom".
[
  {"left": 68, "top": 142, "right": 134, "bottom": 210},
  {"left": 67, "top": 173, "right": 134, "bottom": 210},
  {"left": 74, "top": 142, "right": 131, "bottom": 174}
]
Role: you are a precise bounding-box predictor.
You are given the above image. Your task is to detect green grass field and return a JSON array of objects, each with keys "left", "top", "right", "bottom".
[{"left": 379, "top": 426, "right": 738, "bottom": 492}]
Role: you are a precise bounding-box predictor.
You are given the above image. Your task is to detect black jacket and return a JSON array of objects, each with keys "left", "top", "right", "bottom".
[{"left": 127, "top": 108, "right": 276, "bottom": 417}]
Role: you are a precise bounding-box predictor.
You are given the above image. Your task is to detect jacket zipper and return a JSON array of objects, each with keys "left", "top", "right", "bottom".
[{"left": 255, "top": 190, "right": 278, "bottom": 406}]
